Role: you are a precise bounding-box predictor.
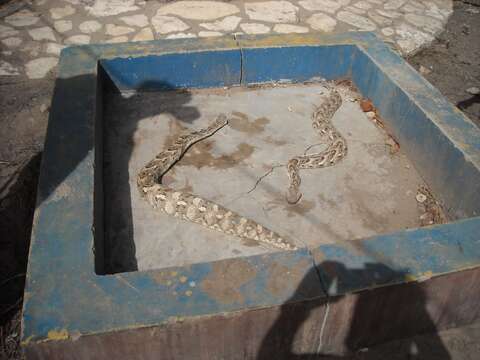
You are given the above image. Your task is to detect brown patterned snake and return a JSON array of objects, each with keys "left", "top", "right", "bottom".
[
  {"left": 286, "top": 88, "right": 347, "bottom": 204},
  {"left": 137, "top": 87, "right": 346, "bottom": 251},
  {"left": 137, "top": 114, "right": 297, "bottom": 250}
]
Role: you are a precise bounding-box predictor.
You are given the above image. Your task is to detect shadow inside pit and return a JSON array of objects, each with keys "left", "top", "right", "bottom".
[
  {"left": 101, "top": 76, "right": 201, "bottom": 274},
  {"left": 0, "top": 153, "right": 41, "bottom": 325},
  {"left": 31, "top": 67, "right": 202, "bottom": 275},
  {"left": 257, "top": 261, "right": 451, "bottom": 360}
]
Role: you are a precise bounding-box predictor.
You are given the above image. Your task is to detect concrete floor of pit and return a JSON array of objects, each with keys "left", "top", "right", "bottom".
[{"left": 103, "top": 82, "right": 429, "bottom": 273}]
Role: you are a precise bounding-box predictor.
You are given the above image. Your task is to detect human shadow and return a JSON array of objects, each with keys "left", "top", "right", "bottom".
[
  {"left": 100, "top": 76, "right": 201, "bottom": 274},
  {"left": 33, "top": 67, "right": 201, "bottom": 275},
  {"left": 257, "top": 260, "right": 451, "bottom": 359}
]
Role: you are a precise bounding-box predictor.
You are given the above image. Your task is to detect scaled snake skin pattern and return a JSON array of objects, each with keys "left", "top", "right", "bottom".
[{"left": 137, "top": 85, "right": 346, "bottom": 250}]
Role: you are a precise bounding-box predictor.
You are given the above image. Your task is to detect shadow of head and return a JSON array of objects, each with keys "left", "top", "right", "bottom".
[
  {"left": 34, "top": 73, "right": 204, "bottom": 275},
  {"left": 102, "top": 74, "right": 202, "bottom": 124},
  {"left": 257, "top": 260, "right": 451, "bottom": 359},
  {"left": 37, "top": 74, "right": 201, "bottom": 206}
]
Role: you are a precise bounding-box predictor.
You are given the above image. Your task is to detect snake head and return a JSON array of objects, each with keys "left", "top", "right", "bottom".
[{"left": 286, "top": 188, "right": 302, "bottom": 205}]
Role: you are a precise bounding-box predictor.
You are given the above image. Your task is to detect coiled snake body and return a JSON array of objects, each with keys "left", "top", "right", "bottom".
[
  {"left": 137, "top": 87, "right": 346, "bottom": 251},
  {"left": 286, "top": 88, "right": 347, "bottom": 204}
]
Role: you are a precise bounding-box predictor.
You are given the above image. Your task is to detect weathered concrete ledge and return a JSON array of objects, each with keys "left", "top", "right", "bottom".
[{"left": 22, "top": 33, "right": 480, "bottom": 359}]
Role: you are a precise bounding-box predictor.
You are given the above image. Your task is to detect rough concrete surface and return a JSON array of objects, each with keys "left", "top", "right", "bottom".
[{"left": 104, "top": 83, "right": 427, "bottom": 272}]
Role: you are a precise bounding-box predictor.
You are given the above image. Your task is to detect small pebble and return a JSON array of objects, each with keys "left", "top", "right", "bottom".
[
  {"left": 416, "top": 193, "right": 427, "bottom": 203},
  {"left": 287, "top": 105, "right": 293, "bottom": 112},
  {"left": 466, "top": 87, "right": 480, "bottom": 95},
  {"left": 365, "top": 111, "right": 375, "bottom": 120},
  {"left": 465, "top": 7, "right": 479, "bottom": 14},
  {"left": 419, "top": 65, "right": 432, "bottom": 75},
  {"left": 40, "top": 103, "right": 49, "bottom": 113}
]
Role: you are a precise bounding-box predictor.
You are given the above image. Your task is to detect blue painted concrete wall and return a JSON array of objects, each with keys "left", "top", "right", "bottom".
[
  {"left": 22, "top": 34, "right": 480, "bottom": 355},
  {"left": 101, "top": 50, "right": 241, "bottom": 90},
  {"left": 241, "top": 45, "right": 354, "bottom": 84}
]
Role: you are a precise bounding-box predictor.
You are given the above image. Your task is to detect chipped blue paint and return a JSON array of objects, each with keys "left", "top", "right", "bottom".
[{"left": 23, "top": 33, "right": 480, "bottom": 349}]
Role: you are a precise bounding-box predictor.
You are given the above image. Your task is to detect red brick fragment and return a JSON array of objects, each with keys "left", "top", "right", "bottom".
[{"left": 360, "top": 99, "right": 373, "bottom": 112}]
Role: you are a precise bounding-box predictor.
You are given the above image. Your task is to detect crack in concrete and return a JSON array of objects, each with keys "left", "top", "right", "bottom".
[
  {"left": 223, "top": 163, "right": 285, "bottom": 207},
  {"left": 246, "top": 163, "right": 285, "bottom": 194}
]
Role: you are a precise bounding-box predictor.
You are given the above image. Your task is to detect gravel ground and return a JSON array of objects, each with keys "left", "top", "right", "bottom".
[
  {"left": 1, "top": 1, "right": 479, "bottom": 359},
  {"left": 408, "top": 0, "right": 480, "bottom": 126}
]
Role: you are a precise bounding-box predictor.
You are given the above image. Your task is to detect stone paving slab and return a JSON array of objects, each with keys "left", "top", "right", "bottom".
[{"left": 0, "top": 0, "right": 452, "bottom": 80}]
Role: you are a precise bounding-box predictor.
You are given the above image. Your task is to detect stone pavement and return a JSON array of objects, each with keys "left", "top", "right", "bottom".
[{"left": 0, "top": 0, "right": 453, "bottom": 79}]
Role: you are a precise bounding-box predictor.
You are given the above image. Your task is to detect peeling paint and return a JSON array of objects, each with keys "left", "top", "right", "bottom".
[
  {"left": 267, "top": 259, "right": 312, "bottom": 296},
  {"left": 46, "top": 329, "right": 69, "bottom": 341},
  {"left": 151, "top": 271, "right": 171, "bottom": 285},
  {"left": 405, "top": 270, "right": 434, "bottom": 283},
  {"left": 201, "top": 259, "right": 257, "bottom": 304}
]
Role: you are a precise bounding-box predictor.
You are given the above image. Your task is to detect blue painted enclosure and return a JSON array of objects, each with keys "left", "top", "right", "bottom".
[{"left": 22, "top": 33, "right": 480, "bottom": 358}]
